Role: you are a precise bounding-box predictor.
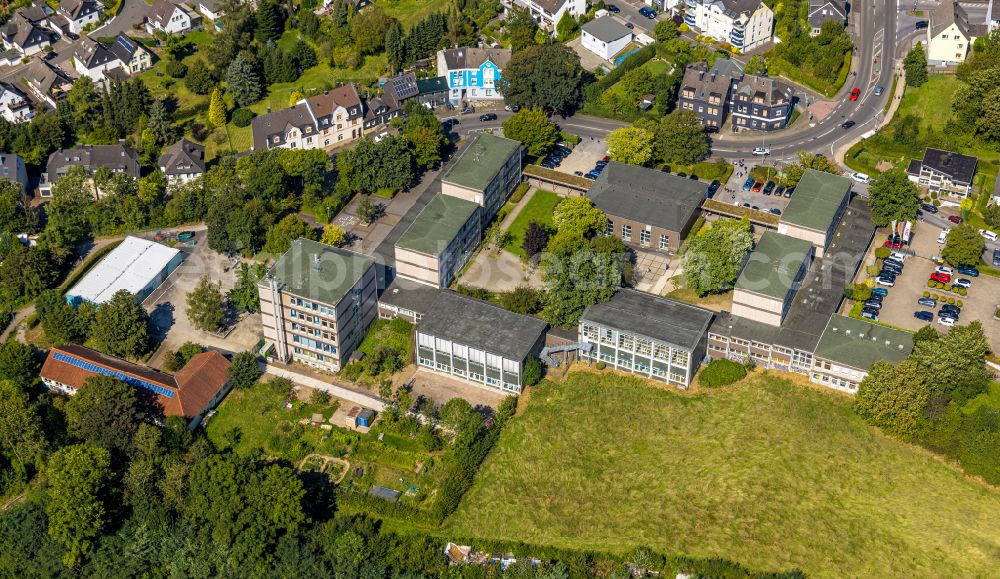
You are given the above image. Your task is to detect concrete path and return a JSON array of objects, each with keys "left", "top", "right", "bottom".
[{"left": 263, "top": 364, "right": 386, "bottom": 411}]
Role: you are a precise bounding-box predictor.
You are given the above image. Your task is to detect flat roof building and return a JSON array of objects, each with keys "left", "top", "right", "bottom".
[
  {"left": 579, "top": 289, "right": 714, "bottom": 388},
  {"left": 810, "top": 315, "right": 914, "bottom": 393},
  {"left": 588, "top": 162, "right": 707, "bottom": 253},
  {"left": 66, "top": 236, "right": 184, "bottom": 306},
  {"left": 416, "top": 291, "right": 547, "bottom": 393},
  {"left": 777, "top": 169, "right": 852, "bottom": 257},
  {"left": 259, "top": 238, "right": 378, "bottom": 372},
  {"left": 732, "top": 231, "right": 814, "bottom": 327},
  {"left": 394, "top": 193, "right": 481, "bottom": 288},
  {"left": 377, "top": 277, "right": 441, "bottom": 324},
  {"left": 441, "top": 132, "right": 523, "bottom": 224}
]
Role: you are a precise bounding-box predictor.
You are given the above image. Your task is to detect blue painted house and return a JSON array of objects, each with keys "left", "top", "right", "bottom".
[{"left": 435, "top": 47, "right": 512, "bottom": 106}]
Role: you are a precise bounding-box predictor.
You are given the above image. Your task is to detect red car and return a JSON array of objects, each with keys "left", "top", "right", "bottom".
[
  {"left": 930, "top": 272, "right": 952, "bottom": 284},
  {"left": 883, "top": 240, "right": 904, "bottom": 249},
  {"left": 850, "top": 88, "right": 860, "bottom": 101},
  {"left": 751, "top": 181, "right": 763, "bottom": 192},
  {"left": 948, "top": 215, "right": 963, "bottom": 224},
  {"left": 600, "top": 155, "right": 610, "bottom": 163}
]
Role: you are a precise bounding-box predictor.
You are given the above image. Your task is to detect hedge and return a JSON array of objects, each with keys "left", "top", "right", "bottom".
[{"left": 698, "top": 359, "right": 747, "bottom": 388}]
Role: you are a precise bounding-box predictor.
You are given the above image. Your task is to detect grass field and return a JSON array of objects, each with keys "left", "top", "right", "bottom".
[
  {"left": 444, "top": 371, "right": 1000, "bottom": 577},
  {"left": 504, "top": 189, "right": 561, "bottom": 258},
  {"left": 375, "top": 0, "right": 442, "bottom": 29}
]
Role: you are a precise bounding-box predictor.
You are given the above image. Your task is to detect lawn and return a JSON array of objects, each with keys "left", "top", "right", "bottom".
[
  {"left": 375, "top": 0, "right": 442, "bottom": 29},
  {"left": 444, "top": 371, "right": 1000, "bottom": 577},
  {"left": 606, "top": 58, "right": 672, "bottom": 99},
  {"left": 503, "top": 189, "right": 561, "bottom": 258}
]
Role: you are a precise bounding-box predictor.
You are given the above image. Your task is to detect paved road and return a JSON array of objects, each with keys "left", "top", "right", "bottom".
[
  {"left": 93, "top": 0, "right": 150, "bottom": 37},
  {"left": 439, "top": 109, "right": 628, "bottom": 141}
]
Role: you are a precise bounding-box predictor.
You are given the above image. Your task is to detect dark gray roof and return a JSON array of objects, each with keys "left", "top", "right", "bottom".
[
  {"left": 581, "top": 289, "right": 714, "bottom": 352},
  {"left": 266, "top": 239, "right": 374, "bottom": 306},
  {"left": 720, "top": 0, "right": 764, "bottom": 18},
  {"left": 417, "top": 291, "right": 548, "bottom": 362},
  {"left": 582, "top": 16, "right": 632, "bottom": 43},
  {"left": 417, "top": 76, "right": 448, "bottom": 95},
  {"left": 72, "top": 37, "right": 118, "bottom": 69},
  {"left": 587, "top": 162, "right": 706, "bottom": 232},
  {"left": 681, "top": 61, "right": 738, "bottom": 102},
  {"left": 920, "top": 148, "right": 977, "bottom": 185},
  {"left": 45, "top": 144, "right": 139, "bottom": 182},
  {"left": 0, "top": 153, "right": 24, "bottom": 186},
  {"left": 808, "top": 0, "right": 846, "bottom": 26},
  {"left": 158, "top": 138, "right": 205, "bottom": 175},
  {"left": 19, "top": 58, "right": 71, "bottom": 102},
  {"left": 439, "top": 47, "right": 511, "bottom": 70},
  {"left": 379, "top": 277, "right": 441, "bottom": 316},
  {"left": 250, "top": 104, "right": 313, "bottom": 150},
  {"left": 147, "top": 0, "right": 184, "bottom": 27},
  {"left": 906, "top": 158, "right": 923, "bottom": 177},
  {"left": 109, "top": 33, "right": 145, "bottom": 63},
  {"left": 59, "top": 0, "right": 99, "bottom": 21},
  {"left": 2, "top": 13, "right": 51, "bottom": 50},
  {"left": 733, "top": 75, "right": 791, "bottom": 106}
]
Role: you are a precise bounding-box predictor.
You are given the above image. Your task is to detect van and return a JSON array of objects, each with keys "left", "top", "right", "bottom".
[
  {"left": 937, "top": 229, "right": 949, "bottom": 244},
  {"left": 595, "top": 8, "right": 609, "bottom": 17},
  {"left": 851, "top": 172, "right": 870, "bottom": 184}
]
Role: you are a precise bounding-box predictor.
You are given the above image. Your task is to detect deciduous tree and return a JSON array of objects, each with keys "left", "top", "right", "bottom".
[
  {"left": 321, "top": 224, "right": 347, "bottom": 247},
  {"left": 606, "top": 126, "right": 654, "bottom": 166},
  {"left": 521, "top": 220, "right": 549, "bottom": 257},
  {"left": 45, "top": 444, "right": 112, "bottom": 567},
  {"left": 552, "top": 197, "right": 605, "bottom": 238},
  {"left": 912, "top": 320, "right": 991, "bottom": 404},
  {"left": 502, "top": 108, "right": 559, "bottom": 157},
  {"left": 229, "top": 350, "right": 261, "bottom": 389},
  {"left": 867, "top": 168, "right": 919, "bottom": 226},
  {"left": 184, "top": 59, "right": 214, "bottom": 95},
  {"left": 903, "top": 44, "right": 928, "bottom": 87},
  {"left": 229, "top": 262, "right": 264, "bottom": 314},
  {"left": 91, "top": 290, "right": 150, "bottom": 359},
  {"left": 500, "top": 44, "right": 583, "bottom": 115},
  {"left": 942, "top": 223, "right": 985, "bottom": 267},
  {"left": 650, "top": 110, "right": 708, "bottom": 165},
  {"left": 350, "top": 6, "right": 395, "bottom": 55},
  {"left": 781, "top": 151, "right": 840, "bottom": 186},
  {"left": 0, "top": 379, "right": 45, "bottom": 474},
  {"left": 64, "top": 375, "right": 140, "bottom": 455},
  {"left": 0, "top": 340, "right": 38, "bottom": 390},
  {"left": 186, "top": 276, "right": 225, "bottom": 332},
  {"left": 263, "top": 214, "right": 315, "bottom": 256},
  {"left": 854, "top": 359, "right": 927, "bottom": 439},
  {"left": 681, "top": 217, "right": 753, "bottom": 295}
]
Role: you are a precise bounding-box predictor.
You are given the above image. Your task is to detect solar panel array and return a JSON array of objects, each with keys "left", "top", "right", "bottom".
[
  {"left": 115, "top": 34, "right": 136, "bottom": 54},
  {"left": 391, "top": 77, "right": 418, "bottom": 99},
  {"left": 53, "top": 351, "right": 176, "bottom": 399}
]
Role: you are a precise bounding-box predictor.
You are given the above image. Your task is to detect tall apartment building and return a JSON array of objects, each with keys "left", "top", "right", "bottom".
[
  {"left": 730, "top": 75, "right": 793, "bottom": 131},
  {"left": 677, "top": 59, "right": 743, "bottom": 130},
  {"left": 259, "top": 239, "right": 378, "bottom": 372},
  {"left": 682, "top": 0, "right": 773, "bottom": 52},
  {"left": 441, "top": 132, "right": 523, "bottom": 224}
]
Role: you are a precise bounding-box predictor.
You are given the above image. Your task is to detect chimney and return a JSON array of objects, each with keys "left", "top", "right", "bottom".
[
  {"left": 698, "top": 70, "right": 704, "bottom": 80},
  {"left": 711, "top": 71, "right": 716, "bottom": 82}
]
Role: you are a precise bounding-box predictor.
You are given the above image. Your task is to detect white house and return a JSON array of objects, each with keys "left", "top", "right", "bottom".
[
  {"left": 436, "top": 47, "right": 511, "bottom": 105},
  {"left": 512, "top": 0, "right": 586, "bottom": 31},
  {"left": 108, "top": 33, "right": 153, "bottom": 74},
  {"left": 71, "top": 37, "right": 123, "bottom": 83},
  {"left": 581, "top": 16, "right": 632, "bottom": 62},
  {"left": 1, "top": 13, "right": 53, "bottom": 56},
  {"left": 0, "top": 82, "right": 32, "bottom": 123},
  {"left": 683, "top": 0, "right": 773, "bottom": 52},
  {"left": 807, "top": 0, "right": 846, "bottom": 35},
  {"left": 158, "top": 138, "right": 206, "bottom": 186},
  {"left": 926, "top": 1, "right": 982, "bottom": 65},
  {"left": 57, "top": 0, "right": 101, "bottom": 34},
  {"left": 196, "top": 0, "right": 224, "bottom": 21},
  {"left": 251, "top": 84, "right": 365, "bottom": 151},
  {"left": 146, "top": 0, "right": 199, "bottom": 35}
]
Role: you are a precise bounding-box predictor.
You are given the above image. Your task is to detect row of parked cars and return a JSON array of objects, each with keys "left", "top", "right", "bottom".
[
  {"left": 540, "top": 144, "right": 576, "bottom": 170},
  {"left": 742, "top": 177, "right": 794, "bottom": 198},
  {"left": 863, "top": 252, "right": 909, "bottom": 320}
]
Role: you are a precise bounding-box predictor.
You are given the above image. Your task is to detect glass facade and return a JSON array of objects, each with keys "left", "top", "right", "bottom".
[
  {"left": 578, "top": 322, "right": 694, "bottom": 387},
  {"left": 416, "top": 331, "right": 523, "bottom": 393}
]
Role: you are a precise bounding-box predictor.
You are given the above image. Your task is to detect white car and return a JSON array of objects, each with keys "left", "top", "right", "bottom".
[
  {"left": 374, "top": 131, "right": 390, "bottom": 143},
  {"left": 935, "top": 265, "right": 954, "bottom": 275},
  {"left": 850, "top": 172, "right": 870, "bottom": 184},
  {"left": 752, "top": 147, "right": 770, "bottom": 156},
  {"left": 953, "top": 278, "right": 972, "bottom": 289},
  {"left": 890, "top": 251, "right": 908, "bottom": 261},
  {"left": 937, "top": 229, "right": 949, "bottom": 244},
  {"left": 938, "top": 316, "right": 956, "bottom": 327},
  {"left": 980, "top": 228, "right": 999, "bottom": 242},
  {"left": 875, "top": 276, "right": 895, "bottom": 287}
]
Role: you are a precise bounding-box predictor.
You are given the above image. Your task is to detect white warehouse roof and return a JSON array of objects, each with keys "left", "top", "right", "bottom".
[{"left": 67, "top": 236, "right": 182, "bottom": 304}]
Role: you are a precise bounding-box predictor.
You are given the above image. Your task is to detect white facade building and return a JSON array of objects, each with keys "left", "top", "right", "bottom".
[
  {"left": 580, "top": 16, "right": 632, "bottom": 61},
  {"left": 682, "top": 0, "right": 773, "bottom": 52},
  {"left": 513, "top": 0, "right": 586, "bottom": 31}
]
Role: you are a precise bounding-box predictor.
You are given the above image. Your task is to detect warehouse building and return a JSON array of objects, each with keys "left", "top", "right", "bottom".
[
  {"left": 415, "top": 291, "right": 547, "bottom": 393},
  {"left": 394, "top": 193, "right": 481, "bottom": 288},
  {"left": 776, "top": 169, "right": 852, "bottom": 258},
  {"left": 441, "top": 132, "right": 523, "bottom": 224},
  {"left": 65, "top": 236, "right": 184, "bottom": 306},
  {"left": 578, "top": 289, "right": 714, "bottom": 388}
]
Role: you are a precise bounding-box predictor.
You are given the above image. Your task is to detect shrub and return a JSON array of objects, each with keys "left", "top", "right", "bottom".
[
  {"left": 231, "top": 108, "right": 255, "bottom": 127},
  {"left": 931, "top": 294, "right": 939, "bottom": 300},
  {"left": 596, "top": 361, "right": 607, "bottom": 370},
  {"left": 948, "top": 297, "right": 955, "bottom": 305},
  {"left": 522, "top": 356, "right": 542, "bottom": 387},
  {"left": 933, "top": 199, "right": 941, "bottom": 206},
  {"left": 922, "top": 291, "right": 930, "bottom": 298},
  {"left": 165, "top": 60, "right": 188, "bottom": 78},
  {"left": 927, "top": 280, "right": 934, "bottom": 288},
  {"left": 874, "top": 247, "right": 890, "bottom": 260},
  {"left": 957, "top": 299, "right": 963, "bottom": 307},
  {"left": 698, "top": 359, "right": 747, "bottom": 388},
  {"left": 958, "top": 288, "right": 967, "bottom": 296},
  {"left": 374, "top": 188, "right": 396, "bottom": 199},
  {"left": 310, "top": 389, "right": 331, "bottom": 404}
]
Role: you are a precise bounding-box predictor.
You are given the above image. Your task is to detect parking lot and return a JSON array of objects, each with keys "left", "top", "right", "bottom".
[
  {"left": 856, "top": 221, "right": 1000, "bottom": 352},
  {"left": 720, "top": 165, "right": 792, "bottom": 215},
  {"left": 552, "top": 138, "right": 607, "bottom": 177}
]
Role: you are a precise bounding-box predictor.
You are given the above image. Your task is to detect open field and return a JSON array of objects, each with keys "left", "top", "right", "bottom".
[
  {"left": 504, "top": 189, "right": 561, "bottom": 258},
  {"left": 375, "top": 0, "right": 442, "bottom": 29},
  {"left": 445, "top": 371, "right": 1000, "bottom": 577}
]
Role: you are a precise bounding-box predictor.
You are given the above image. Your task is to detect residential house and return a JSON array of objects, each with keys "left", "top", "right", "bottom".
[
  {"left": 195, "top": 0, "right": 224, "bottom": 21},
  {"left": 906, "top": 147, "right": 977, "bottom": 198},
  {"left": 57, "top": 0, "right": 101, "bottom": 34},
  {"left": 1, "top": 13, "right": 53, "bottom": 56},
  {"left": 580, "top": 16, "right": 632, "bottom": 61},
  {"left": 71, "top": 36, "right": 124, "bottom": 83},
  {"left": 677, "top": 59, "right": 743, "bottom": 130},
  {"left": 807, "top": 0, "right": 847, "bottom": 35},
  {"left": 109, "top": 33, "right": 153, "bottom": 75},
  {"left": 683, "top": 0, "right": 773, "bottom": 52},
  {"left": 809, "top": 315, "right": 914, "bottom": 393},
  {"left": 258, "top": 239, "right": 378, "bottom": 372},
  {"left": 730, "top": 74, "right": 793, "bottom": 131},
  {"left": 416, "top": 76, "right": 449, "bottom": 108},
  {"left": 250, "top": 84, "right": 365, "bottom": 151},
  {"left": 363, "top": 72, "right": 419, "bottom": 130},
  {"left": 512, "top": 0, "right": 586, "bottom": 31},
  {"left": 731, "top": 231, "right": 815, "bottom": 327},
  {"left": 587, "top": 162, "right": 707, "bottom": 253},
  {"left": 0, "top": 153, "right": 29, "bottom": 193},
  {"left": 436, "top": 47, "right": 511, "bottom": 105},
  {"left": 927, "top": 1, "right": 982, "bottom": 65},
  {"left": 39, "top": 144, "right": 140, "bottom": 197},
  {"left": 158, "top": 138, "right": 206, "bottom": 185},
  {"left": 394, "top": 193, "right": 482, "bottom": 288},
  {"left": 440, "top": 132, "right": 523, "bottom": 224},
  {"left": 15, "top": 58, "right": 72, "bottom": 109},
  {"left": 146, "top": 0, "right": 199, "bottom": 35},
  {"left": 579, "top": 289, "right": 714, "bottom": 388},
  {"left": 415, "top": 290, "right": 548, "bottom": 394},
  {"left": 0, "top": 82, "right": 31, "bottom": 123},
  {"left": 776, "top": 168, "right": 852, "bottom": 257},
  {"left": 322, "top": 0, "right": 371, "bottom": 10}
]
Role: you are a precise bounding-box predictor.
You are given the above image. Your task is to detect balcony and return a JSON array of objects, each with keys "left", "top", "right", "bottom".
[
  {"left": 684, "top": 13, "right": 696, "bottom": 25},
  {"left": 730, "top": 35, "right": 744, "bottom": 47},
  {"left": 684, "top": 0, "right": 697, "bottom": 7},
  {"left": 730, "top": 28, "right": 744, "bottom": 39}
]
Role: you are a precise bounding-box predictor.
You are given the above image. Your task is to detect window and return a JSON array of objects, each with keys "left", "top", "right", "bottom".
[
  {"left": 582, "top": 324, "right": 599, "bottom": 340},
  {"left": 636, "top": 339, "right": 652, "bottom": 356},
  {"left": 659, "top": 234, "right": 669, "bottom": 250},
  {"left": 606, "top": 219, "right": 614, "bottom": 236},
  {"left": 653, "top": 344, "right": 669, "bottom": 361},
  {"left": 639, "top": 229, "right": 650, "bottom": 246},
  {"left": 621, "top": 224, "right": 631, "bottom": 241},
  {"left": 618, "top": 333, "right": 634, "bottom": 350}
]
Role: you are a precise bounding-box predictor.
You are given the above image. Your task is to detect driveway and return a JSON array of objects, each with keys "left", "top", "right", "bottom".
[
  {"left": 566, "top": 37, "right": 611, "bottom": 73},
  {"left": 408, "top": 367, "right": 509, "bottom": 409},
  {"left": 558, "top": 137, "right": 606, "bottom": 176},
  {"left": 93, "top": 0, "right": 152, "bottom": 37}
]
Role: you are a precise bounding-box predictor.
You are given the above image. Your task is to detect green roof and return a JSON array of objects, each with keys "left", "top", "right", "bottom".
[
  {"left": 266, "top": 238, "right": 374, "bottom": 305},
  {"left": 780, "top": 169, "right": 852, "bottom": 232},
  {"left": 814, "top": 315, "right": 914, "bottom": 371},
  {"left": 396, "top": 194, "right": 480, "bottom": 256},
  {"left": 443, "top": 132, "right": 521, "bottom": 192},
  {"left": 735, "top": 231, "right": 814, "bottom": 300}
]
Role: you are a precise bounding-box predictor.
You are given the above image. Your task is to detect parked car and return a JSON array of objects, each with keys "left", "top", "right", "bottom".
[
  {"left": 881, "top": 264, "right": 902, "bottom": 276},
  {"left": 600, "top": 155, "right": 610, "bottom": 162},
  {"left": 661, "top": 165, "right": 671, "bottom": 173},
  {"left": 914, "top": 311, "right": 934, "bottom": 322},
  {"left": 595, "top": 160, "right": 608, "bottom": 167},
  {"left": 876, "top": 276, "right": 896, "bottom": 287},
  {"left": 752, "top": 147, "right": 770, "bottom": 156},
  {"left": 742, "top": 177, "right": 755, "bottom": 190},
  {"left": 994, "top": 248, "right": 1000, "bottom": 266},
  {"left": 890, "top": 251, "right": 908, "bottom": 261},
  {"left": 931, "top": 255, "right": 946, "bottom": 265},
  {"left": 639, "top": 6, "right": 656, "bottom": 17},
  {"left": 479, "top": 113, "right": 497, "bottom": 122},
  {"left": 935, "top": 265, "right": 954, "bottom": 275},
  {"left": 850, "top": 171, "right": 870, "bottom": 183},
  {"left": 504, "top": 104, "right": 520, "bottom": 112},
  {"left": 769, "top": 208, "right": 782, "bottom": 216},
  {"left": 751, "top": 205, "right": 760, "bottom": 211},
  {"left": 915, "top": 20, "right": 928, "bottom": 29},
  {"left": 871, "top": 287, "right": 888, "bottom": 297},
  {"left": 707, "top": 180, "right": 721, "bottom": 196},
  {"left": 948, "top": 215, "right": 963, "bottom": 224},
  {"left": 953, "top": 278, "right": 972, "bottom": 289},
  {"left": 751, "top": 181, "right": 764, "bottom": 192},
  {"left": 774, "top": 185, "right": 786, "bottom": 197},
  {"left": 583, "top": 172, "right": 598, "bottom": 180},
  {"left": 849, "top": 88, "right": 861, "bottom": 101},
  {"left": 883, "top": 239, "right": 904, "bottom": 249},
  {"left": 573, "top": 171, "right": 584, "bottom": 176},
  {"left": 625, "top": 22, "right": 634, "bottom": 29},
  {"left": 863, "top": 299, "right": 883, "bottom": 310},
  {"left": 920, "top": 203, "right": 939, "bottom": 213},
  {"left": 540, "top": 160, "right": 556, "bottom": 169},
  {"left": 938, "top": 316, "right": 956, "bottom": 327},
  {"left": 884, "top": 257, "right": 904, "bottom": 269},
  {"left": 861, "top": 310, "right": 879, "bottom": 321},
  {"left": 606, "top": 3, "right": 620, "bottom": 11},
  {"left": 176, "top": 231, "right": 195, "bottom": 241},
  {"left": 763, "top": 181, "right": 776, "bottom": 195},
  {"left": 917, "top": 297, "right": 937, "bottom": 308},
  {"left": 957, "top": 266, "right": 979, "bottom": 277},
  {"left": 460, "top": 106, "right": 475, "bottom": 114},
  {"left": 941, "top": 304, "right": 961, "bottom": 316},
  {"left": 841, "top": 120, "right": 856, "bottom": 129},
  {"left": 677, "top": 172, "right": 687, "bottom": 177},
  {"left": 980, "top": 228, "right": 999, "bottom": 241},
  {"left": 937, "top": 229, "right": 949, "bottom": 244},
  {"left": 867, "top": 293, "right": 883, "bottom": 303},
  {"left": 930, "top": 272, "right": 952, "bottom": 284},
  {"left": 783, "top": 187, "right": 794, "bottom": 198}
]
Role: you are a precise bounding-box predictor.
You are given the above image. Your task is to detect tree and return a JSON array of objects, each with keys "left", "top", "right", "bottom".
[
  {"left": 498, "top": 286, "right": 542, "bottom": 314},
  {"left": 184, "top": 59, "right": 214, "bottom": 94},
  {"left": 91, "top": 290, "right": 150, "bottom": 359},
  {"left": 0, "top": 180, "right": 27, "bottom": 234},
  {"left": 913, "top": 325, "right": 940, "bottom": 344},
  {"left": 504, "top": 6, "right": 539, "bottom": 51},
  {"left": 781, "top": 151, "right": 840, "bottom": 186},
  {"left": 500, "top": 44, "right": 584, "bottom": 115},
  {"left": 552, "top": 197, "right": 606, "bottom": 238},
  {"left": 555, "top": 11, "right": 578, "bottom": 42},
  {"left": 147, "top": 99, "right": 174, "bottom": 146},
  {"left": 45, "top": 444, "right": 112, "bottom": 567},
  {"left": 650, "top": 110, "right": 708, "bottom": 165},
  {"left": 39, "top": 168, "right": 93, "bottom": 249},
  {"left": 522, "top": 356, "right": 542, "bottom": 386},
  {"left": 405, "top": 124, "right": 446, "bottom": 169},
  {"left": 854, "top": 359, "right": 927, "bottom": 439},
  {"left": 654, "top": 19, "right": 679, "bottom": 44},
  {"left": 321, "top": 224, "right": 347, "bottom": 247},
  {"left": 744, "top": 54, "right": 767, "bottom": 76},
  {"left": 0, "top": 340, "right": 38, "bottom": 390},
  {"left": 903, "top": 44, "right": 928, "bottom": 87},
  {"left": 263, "top": 214, "right": 315, "bottom": 255},
  {"left": 521, "top": 220, "right": 549, "bottom": 257},
  {"left": 350, "top": 5, "right": 395, "bottom": 55},
  {"left": 229, "top": 263, "right": 264, "bottom": 313},
  {"left": 229, "top": 350, "right": 261, "bottom": 389},
  {"left": 208, "top": 87, "right": 227, "bottom": 128},
  {"left": 867, "top": 168, "right": 919, "bottom": 226},
  {"left": 438, "top": 397, "right": 474, "bottom": 431},
  {"left": 357, "top": 195, "right": 379, "bottom": 223},
  {"left": 942, "top": 223, "right": 985, "bottom": 267},
  {"left": 617, "top": 68, "right": 654, "bottom": 102},
  {"left": 64, "top": 375, "right": 140, "bottom": 455},
  {"left": 540, "top": 235, "right": 625, "bottom": 327},
  {"left": 291, "top": 40, "right": 317, "bottom": 71},
  {"left": 186, "top": 276, "right": 225, "bottom": 332},
  {"left": 226, "top": 54, "right": 263, "bottom": 107},
  {"left": 255, "top": 0, "right": 284, "bottom": 42},
  {"left": 0, "top": 379, "right": 45, "bottom": 475},
  {"left": 502, "top": 108, "right": 559, "bottom": 157},
  {"left": 912, "top": 320, "right": 991, "bottom": 404},
  {"left": 681, "top": 217, "right": 754, "bottom": 295},
  {"left": 606, "top": 126, "right": 654, "bottom": 166},
  {"left": 384, "top": 21, "right": 404, "bottom": 72}
]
